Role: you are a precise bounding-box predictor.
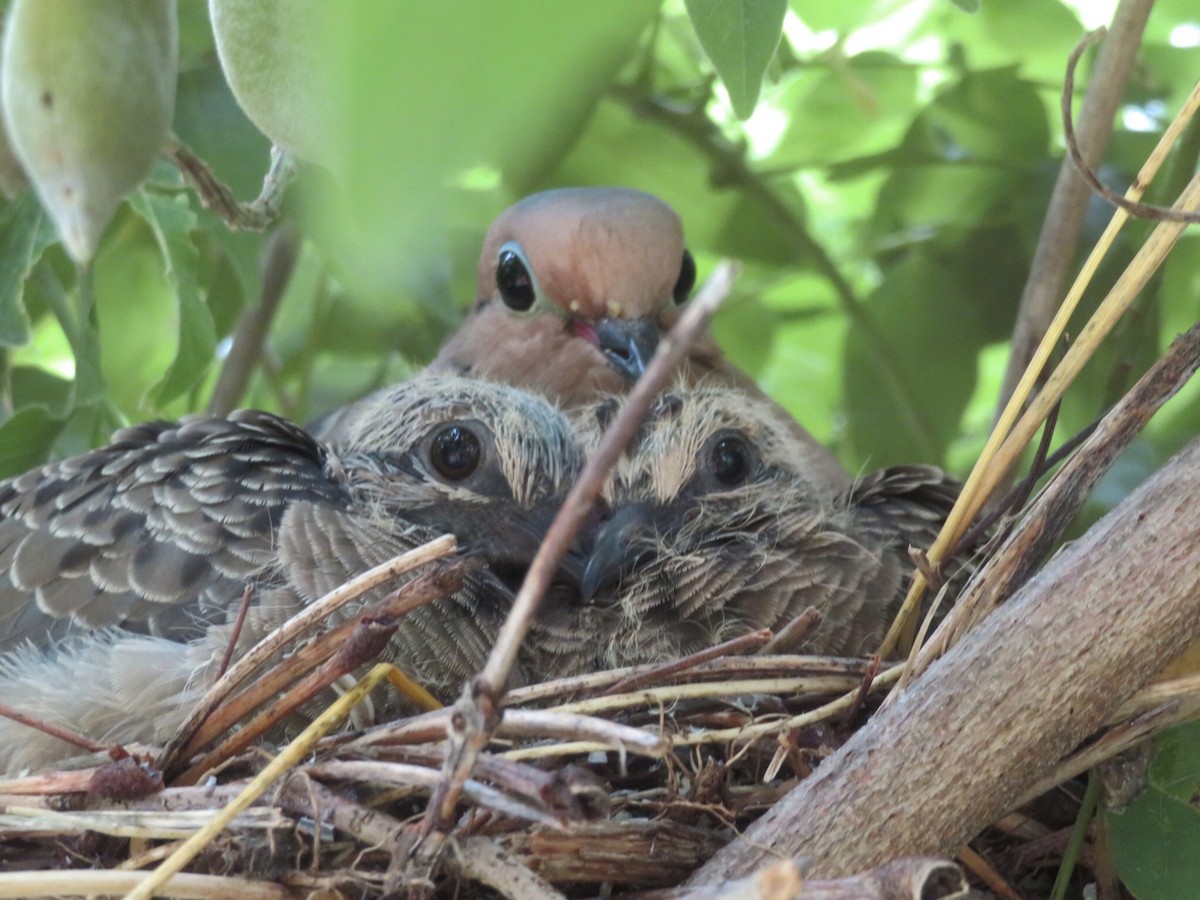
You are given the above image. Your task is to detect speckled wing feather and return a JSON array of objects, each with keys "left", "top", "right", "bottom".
[
  {"left": 846, "top": 465, "right": 961, "bottom": 556},
  {"left": 0, "top": 410, "right": 348, "bottom": 652}
]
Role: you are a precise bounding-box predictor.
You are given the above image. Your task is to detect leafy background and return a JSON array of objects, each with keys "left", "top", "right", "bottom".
[{"left": 0, "top": 0, "right": 1198, "bottom": 894}]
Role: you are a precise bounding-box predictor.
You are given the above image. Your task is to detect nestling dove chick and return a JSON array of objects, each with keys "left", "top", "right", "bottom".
[
  {"left": 0, "top": 375, "right": 583, "bottom": 773},
  {"left": 560, "top": 383, "right": 962, "bottom": 671}
]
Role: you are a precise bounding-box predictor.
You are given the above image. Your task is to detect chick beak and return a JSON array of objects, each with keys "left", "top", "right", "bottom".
[
  {"left": 465, "top": 501, "right": 600, "bottom": 600},
  {"left": 581, "top": 503, "right": 659, "bottom": 602},
  {"left": 595, "top": 317, "right": 660, "bottom": 383}
]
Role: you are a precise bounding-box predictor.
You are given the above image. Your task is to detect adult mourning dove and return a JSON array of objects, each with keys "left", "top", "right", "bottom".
[
  {"left": 316, "top": 188, "right": 849, "bottom": 493},
  {"left": 0, "top": 375, "right": 584, "bottom": 773},
  {"left": 565, "top": 383, "right": 963, "bottom": 669}
]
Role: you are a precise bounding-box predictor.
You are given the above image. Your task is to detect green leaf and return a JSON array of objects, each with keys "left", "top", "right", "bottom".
[
  {"left": 1107, "top": 722, "right": 1200, "bottom": 898},
  {"left": 684, "top": 0, "right": 787, "bottom": 119},
  {"left": 769, "top": 53, "right": 921, "bottom": 168},
  {"left": 712, "top": 193, "right": 805, "bottom": 266},
  {"left": 8, "top": 363, "right": 72, "bottom": 417},
  {"left": 0, "top": 404, "right": 64, "bottom": 477},
  {"left": 843, "top": 251, "right": 986, "bottom": 467},
  {"left": 0, "top": 191, "right": 59, "bottom": 346},
  {"left": 128, "top": 189, "right": 216, "bottom": 406},
  {"left": 948, "top": 0, "right": 980, "bottom": 11},
  {"left": 937, "top": 0, "right": 1083, "bottom": 85},
  {"left": 927, "top": 68, "right": 1049, "bottom": 163}
]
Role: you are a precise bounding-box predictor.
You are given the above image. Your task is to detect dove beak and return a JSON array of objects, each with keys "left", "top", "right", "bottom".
[
  {"left": 468, "top": 499, "right": 595, "bottom": 598},
  {"left": 581, "top": 503, "right": 659, "bottom": 602},
  {"left": 594, "top": 317, "right": 660, "bottom": 384}
]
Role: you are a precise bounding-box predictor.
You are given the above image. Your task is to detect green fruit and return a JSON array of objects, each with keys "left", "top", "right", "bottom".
[
  {"left": 0, "top": 106, "right": 28, "bottom": 200},
  {"left": 208, "top": 0, "right": 329, "bottom": 166},
  {"left": 1, "top": 0, "right": 178, "bottom": 263},
  {"left": 0, "top": 16, "right": 29, "bottom": 200}
]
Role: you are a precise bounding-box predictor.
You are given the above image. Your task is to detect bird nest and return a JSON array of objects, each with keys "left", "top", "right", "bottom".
[
  {"left": 1, "top": 478, "right": 1197, "bottom": 900},
  {"left": 0, "top": 535, "right": 976, "bottom": 900}
]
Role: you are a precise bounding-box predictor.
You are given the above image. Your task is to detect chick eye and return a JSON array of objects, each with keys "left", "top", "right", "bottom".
[
  {"left": 708, "top": 433, "right": 751, "bottom": 486},
  {"left": 496, "top": 242, "right": 536, "bottom": 312},
  {"left": 672, "top": 250, "right": 696, "bottom": 305},
  {"left": 430, "top": 425, "right": 481, "bottom": 480}
]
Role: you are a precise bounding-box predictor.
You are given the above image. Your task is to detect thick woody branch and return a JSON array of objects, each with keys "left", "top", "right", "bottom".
[{"left": 689, "top": 433, "right": 1200, "bottom": 883}]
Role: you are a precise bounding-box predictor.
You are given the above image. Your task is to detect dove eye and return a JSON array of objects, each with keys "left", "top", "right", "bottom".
[
  {"left": 430, "top": 424, "right": 482, "bottom": 480},
  {"left": 707, "top": 432, "right": 753, "bottom": 486},
  {"left": 496, "top": 242, "right": 537, "bottom": 313},
  {"left": 672, "top": 250, "right": 696, "bottom": 305}
]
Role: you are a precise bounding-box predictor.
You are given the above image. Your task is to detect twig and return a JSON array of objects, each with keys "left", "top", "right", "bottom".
[
  {"left": 0, "top": 804, "right": 285, "bottom": 840},
  {"left": 158, "top": 535, "right": 456, "bottom": 772},
  {"left": 165, "top": 138, "right": 297, "bottom": 232},
  {"left": 1063, "top": 32, "right": 1200, "bottom": 224},
  {"left": 208, "top": 225, "right": 301, "bottom": 416},
  {"left": 497, "top": 709, "right": 668, "bottom": 757},
  {"left": 910, "top": 319, "right": 1200, "bottom": 679},
  {"left": 216, "top": 585, "right": 254, "bottom": 680},
  {"left": 503, "top": 654, "right": 874, "bottom": 706},
  {"left": 604, "top": 628, "right": 770, "bottom": 695},
  {"left": 331, "top": 658, "right": 873, "bottom": 758},
  {"left": 178, "top": 616, "right": 404, "bottom": 785},
  {"left": 501, "top": 667, "right": 903, "bottom": 762},
  {"left": 345, "top": 706, "right": 667, "bottom": 761},
  {"left": 839, "top": 655, "right": 881, "bottom": 728},
  {"left": 552, "top": 676, "right": 867, "bottom": 719},
  {"left": 759, "top": 608, "right": 822, "bottom": 655},
  {"left": 305, "top": 760, "right": 564, "bottom": 827},
  {"left": 174, "top": 564, "right": 458, "bottom": 783},
  {"left": 423, "top": 262, "right": 738, "bottom": 838},
  {"left": 344, "top": 746, "right": 610, "bottom": 822},
  {"left": 0, "top": 703, "right": 110, "bottom": 758},
  {"left": 125, "top": 661, "right": 409, "bottom": 900},
  {"left": 277, "top": 777, "right": 407, "bottom": 849},
  {"left": 997, "top": 2, "right": 1154, "bottom": 414},
  {"left": 957, "top": 846, "right": 1021, "bottom": 900},
  {"left": 0, "top": 871, "right": 301, "bottom": 900},
  {"left": 453, "top": 837, "right": 566, "bottom": 900}
]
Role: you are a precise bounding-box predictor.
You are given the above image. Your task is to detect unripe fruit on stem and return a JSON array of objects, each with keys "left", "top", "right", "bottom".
[
  {"left": 0, "top": 17, "right": 28, "bottom": 199},
  {"left": 1, "top": 0, "right": 178, "bottom": 263},
  {"left": 209, "top": 0, "right": 328, "bottom": 166}
]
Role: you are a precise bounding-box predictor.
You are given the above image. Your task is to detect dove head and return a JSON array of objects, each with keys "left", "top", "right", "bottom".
[
  {"left": 433, "top": 188, "right": 723, "bottom": 405},
  {"left": 329, "top": 374, "right": 590, "bottom": 606},
  {"left": 335, "top": 374, "right": 581, "bottom": 508},
  {"left": 566, "top": 382, "right": 897, "bottom": 668}
]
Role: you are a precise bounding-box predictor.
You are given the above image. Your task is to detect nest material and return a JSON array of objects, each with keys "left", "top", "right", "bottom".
[{"left": 0, "top": 637, "right": 966, "bottom": 899}]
